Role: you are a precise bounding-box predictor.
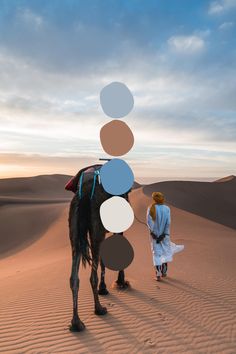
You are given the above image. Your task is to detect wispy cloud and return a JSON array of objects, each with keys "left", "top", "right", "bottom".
[
  {"left": 208, "top": 0, "right": 236, "bottom": 14},
  {"left": 17, "top": 8, "right": 44, "bottom": 29},
  {"left": 167, "top": 35, "right": 205, "bottom": 54},
  {"left": 219, "top": 21, "right": 234, "bottom": 30}
]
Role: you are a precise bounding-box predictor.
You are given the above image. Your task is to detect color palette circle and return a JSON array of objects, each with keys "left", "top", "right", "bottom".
[
  {"left": 100, "top": 158, "right": 134, "bottom": 195},
  {"left": 100, "top": 119, "right": 134, "bottom": 156},
  {"left": 99, "top": 196, "right": 134, "bottom": 233},
  {"left": 100, "top": 82, "right": 134, "bottom": 118},
  {"left": 100, "top": 234, "right": 134, "bottom": 271},
  {"left": 99, "top": 82, "right": 135, "bottom": 271}
]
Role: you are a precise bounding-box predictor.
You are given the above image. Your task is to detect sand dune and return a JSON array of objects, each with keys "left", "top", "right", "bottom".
[
  {"left": 143, "top": 176, "right": 236, "bottom": 229},
  {"left": 0, "top": 174, "right": 73, "bottom": 258},
  {"left": 0, "top": 203, "right": 66, "bottom": 258},
  {"left": 0, "top": 173, "right": 141, "bottom": 200},
  {"left": 0, "top": 174, "right": 141, "bottom": 258},
  {"left": 215, "top": 175, "right": 236, "bottom": 183},
  {"left": 0, "top": 176, "right": 236, "bottom": 353},
  {"left": 0, "top": 174, "right": 72, "bottom": 199}
]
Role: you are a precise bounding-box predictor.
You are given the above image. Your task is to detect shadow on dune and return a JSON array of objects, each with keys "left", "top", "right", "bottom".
[
  {"left": 143, "top": 177, "right": 236, "bottom": 230},
  {"left": 70, "top": 328, "right": 107, "bottom": 353},
  {"left": 101, "top": 290, "right": 214, "bottom": 351},
  {"left": 0, "top": 202, "right": 66, "bottom": 258}
]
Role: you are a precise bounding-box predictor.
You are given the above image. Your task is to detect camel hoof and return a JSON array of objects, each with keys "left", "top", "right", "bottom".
[
  {"left": 98, "top": 288, "right": 109, "bottom": 296},
  {"left": 116, "top": 280, "right": 130, "bottom": 289},
  {"left": 69, "top": 319, "right": 86, "bottom": 332},
  {"left": 95, "top": 306, "right": 107, "bottom": 316}
]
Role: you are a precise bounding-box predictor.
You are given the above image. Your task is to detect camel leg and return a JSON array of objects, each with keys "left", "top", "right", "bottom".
[
  {"left": 98, "top": 259, "right": 109, "bottom": 295},
  {"left": 90, "top": 243, "right": 107, "bottom": 315},
  {"left": 115, "top": 232, "right": 130, "bottom": 288},
  {"left": 69, "top": 249, "right": 85, "bottom": 331},
  {"left": 116, "top": 270, "right": 129, "bottom": 288}
]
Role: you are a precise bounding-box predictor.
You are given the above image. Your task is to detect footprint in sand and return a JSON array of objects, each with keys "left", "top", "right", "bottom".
[
  {"left": 144, "top": 338, "right": 156, "bottom": 348},
  {"left": 157, "top": 312, "right": 166, "bottom": 321}
]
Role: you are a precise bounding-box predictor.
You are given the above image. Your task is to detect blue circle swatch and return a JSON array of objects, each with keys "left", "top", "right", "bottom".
[{"left": 100, "top": 158, "right": 134, "bottom": 195}]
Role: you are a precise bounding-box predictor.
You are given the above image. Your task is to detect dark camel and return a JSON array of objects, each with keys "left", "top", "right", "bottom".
[{"left": 68, "top": 165, "right": 130, "bottom": 331}]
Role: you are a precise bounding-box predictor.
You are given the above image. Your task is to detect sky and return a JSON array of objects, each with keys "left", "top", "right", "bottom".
[{"left": 0, "top": 0, "right": 236, "bottom": 183}]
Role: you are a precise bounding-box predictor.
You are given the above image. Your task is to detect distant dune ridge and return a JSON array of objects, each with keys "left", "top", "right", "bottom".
[
  {"left": 214, "top": 175, "right": 236, "bottom": 183},
  {"left": 0, "top": 174, "right": 236, "bottom": 353},
  {"left": 143, "top": 175, "right": 236, "bottom": 230},
  {"left": 0, "top": 174, "right": 141, "bottom": 199},
  {"left": 0, "top": 174, "right": 72, "bottom": 199}
]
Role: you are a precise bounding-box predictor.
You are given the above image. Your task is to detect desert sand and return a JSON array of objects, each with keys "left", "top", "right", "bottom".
[{"left": 0, "top": 175, "right": 236, "bottom": 353}]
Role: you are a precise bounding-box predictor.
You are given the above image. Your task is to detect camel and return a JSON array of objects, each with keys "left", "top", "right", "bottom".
[{"left": 68, "top": 164, "right": 130, "bottom": 331}]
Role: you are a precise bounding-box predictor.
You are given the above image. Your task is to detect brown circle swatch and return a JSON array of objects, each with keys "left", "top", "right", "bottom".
[
  {"left": 100, "top": 233, "right": 134, "bottom": 271},
  {"left": 100, "top": 119, "right": 134, "bottom": 156}
]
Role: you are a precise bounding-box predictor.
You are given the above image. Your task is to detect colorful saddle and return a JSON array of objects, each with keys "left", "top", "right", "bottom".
[{"left": 65, "top": 164, "right": 102, "bottom": 199}]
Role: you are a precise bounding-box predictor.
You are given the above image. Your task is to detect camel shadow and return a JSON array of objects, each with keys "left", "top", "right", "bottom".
[
  {"left": 162, "top": 277, "right": 236, "bottom": 311},
  {"left": 104, "top": 291, "right": 198, "bottom": 351},
  {"left": 69, "top": 276, "right": 232, "bottom": 351},
  {"left": 69, "top": 303, "right": 141, "bottom": 350},
  {"left": 70, "top": 326, "right": 105, "bottom": 353},
  {"left": 109, "top": 280, "right": 230, "bottom": 344}
]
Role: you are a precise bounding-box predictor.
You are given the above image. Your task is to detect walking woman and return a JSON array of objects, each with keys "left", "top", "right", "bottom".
[{"left": 146, "top": 192, "right": 184, "bottom": 281}]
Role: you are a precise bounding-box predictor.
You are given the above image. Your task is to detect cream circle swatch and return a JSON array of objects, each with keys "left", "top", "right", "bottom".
[
  {"left": 100, "top": 119, "right": 134, "bottom": 156},
  {"left": 100, "top": 196, "right": 134, "bottom": 233},
  {"left": 100, "top": 82, "right": 134, "bottom": 118}
]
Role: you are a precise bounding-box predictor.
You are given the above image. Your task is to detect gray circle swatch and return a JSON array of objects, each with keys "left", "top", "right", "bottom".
[
  {"left": 100, "top": 82, "right": 134, "bottom": 118},
  {"left": 100, "top": 234, "right": 134, "bottom": 271}
]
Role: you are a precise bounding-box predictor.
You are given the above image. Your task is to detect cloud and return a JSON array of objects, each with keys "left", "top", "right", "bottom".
[
  {"left": 194, "top": 29, "right": 211, "bottom": 38},
  {"left": 1, "top": 41, "right": 236, "bottom": 152},
  {"left": 17, "top": 8, "right": 44, "bottom": 29},
  {"left": 0, "top": 1, "right": 235, "bottom": 179},
  {"left": 0, "top": 5, "right": 151, "bottom": 76},
  {"left": 167, "top": 35, "right": 205, "bottom": 54},
  {"left": 219, "top": 21, "right": 234, "bottom": 30},
  {"left": 208, "top": 0, "right": 236, "bottom": 15}
]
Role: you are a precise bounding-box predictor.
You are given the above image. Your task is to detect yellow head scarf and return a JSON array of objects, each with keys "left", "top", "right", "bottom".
[{"left": 149, "top": 192, "right": 165, "bottom": 221}]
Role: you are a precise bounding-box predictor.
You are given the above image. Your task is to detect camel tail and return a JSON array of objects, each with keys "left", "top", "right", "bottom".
[{"left": 70, "top": 196, "right": 92, "bottom": 268}]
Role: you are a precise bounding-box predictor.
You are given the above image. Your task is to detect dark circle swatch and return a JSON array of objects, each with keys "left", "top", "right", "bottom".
[
  {"left": 100, "top": 234, "right": 134, "bottom": 271},
  {"left": 100, "top": 158, "right": 134, "bottom": 195},
  {"left": 100, "top": 119, "right": 134, "bottom": 156}
]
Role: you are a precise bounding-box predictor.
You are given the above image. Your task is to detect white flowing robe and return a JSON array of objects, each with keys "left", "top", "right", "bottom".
[{"left": 146, "top": 205, "right": 184, "bottom": 266}]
